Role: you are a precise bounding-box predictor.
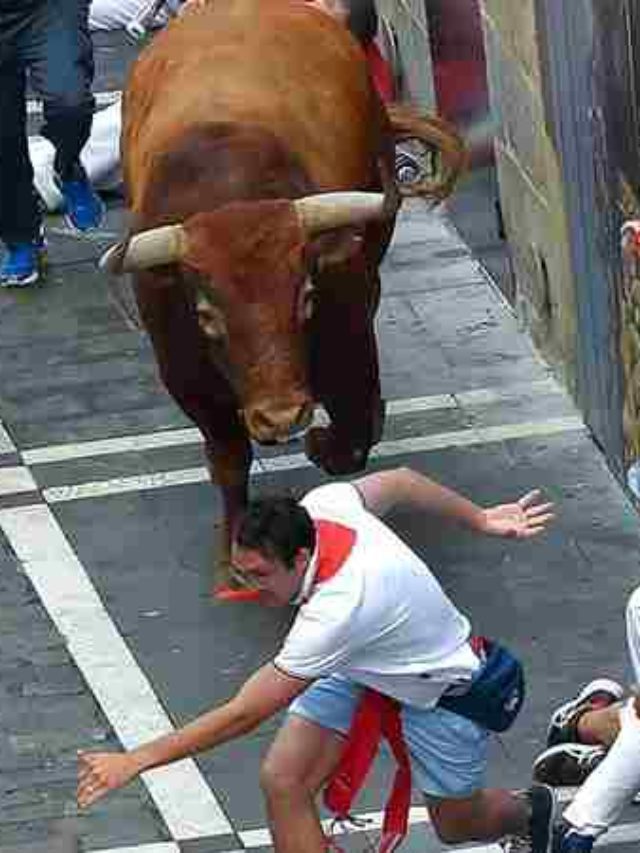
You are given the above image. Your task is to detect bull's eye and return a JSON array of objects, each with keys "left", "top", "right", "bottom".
[
  {"left": 196, "top": 294, "right": 227, "bottom": 340},
  {"left": 298, "top": 280, "right": 315, "bottom": 323}
]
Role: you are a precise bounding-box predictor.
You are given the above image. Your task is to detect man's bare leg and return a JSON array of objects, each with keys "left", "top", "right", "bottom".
[
  {"left": 562, "top": 699, "right": 640, "bottom": 842},
  {"left": 577, "top": 702, "right": 624, "bottom": 747},
  {"left": 426, "top": 788, "right": 539, "bottom": 844},
  {"left": 260, "top": 714, "right": 346, "bottom": 853}
]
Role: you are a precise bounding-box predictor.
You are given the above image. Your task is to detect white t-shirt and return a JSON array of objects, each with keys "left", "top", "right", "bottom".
[{"left": 274, "top": 483, "right": 480, "bottom": 708}]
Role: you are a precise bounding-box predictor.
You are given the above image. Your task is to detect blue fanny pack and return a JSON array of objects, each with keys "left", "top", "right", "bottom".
[{"left": 437, "top": 636, "right": 525, "bottom": 732}]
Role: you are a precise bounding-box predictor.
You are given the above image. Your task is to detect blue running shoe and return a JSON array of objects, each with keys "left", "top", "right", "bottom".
[
  {"left": 58, "top": 175, "right": 105, "bottom": 232},
  {"left": 0, "top": 234, "right": 47, "bottom": 287}
]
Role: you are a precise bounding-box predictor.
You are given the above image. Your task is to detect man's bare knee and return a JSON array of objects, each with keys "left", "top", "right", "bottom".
[
  {"left": 430, "top": 813, "right": 467, "bottom": 844},
  {"left": 427, "top": 798, "right": 479, "bottom": 844},
  {"left": 260, "top": 755, "right": 307, "bottom": 800}
]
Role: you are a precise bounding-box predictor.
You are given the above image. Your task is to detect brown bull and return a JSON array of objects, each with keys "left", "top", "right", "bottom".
[{"left": 102, "top": 0, "right": 466, "bottom": 595}]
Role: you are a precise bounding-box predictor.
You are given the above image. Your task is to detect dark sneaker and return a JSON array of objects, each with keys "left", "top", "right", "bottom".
[
  {"left": 58, "top": 175, "right": 105, "bottom": 232},
  {"left": 501, "top": 784, "right": 557, "bottom": 853},
  {"left": 533, "top": 742, "right": 607, "bottom": 786},
  {"left": 547, "top": 679, "right": 624, "bottom": 746},
  {"left": 0, "top": 234, "right": 47, "bottom": 287},
  {"left": 552, "top": 821, "right": 595, "bottom": 852}
]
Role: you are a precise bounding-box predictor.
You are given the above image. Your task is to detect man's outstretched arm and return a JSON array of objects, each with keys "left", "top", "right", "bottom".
[
  {"left": 77, "top": 663, "right": 310, "bottom": 809},
  {"left": 352, "top": 466, "right": 554, "bottom": 538}
]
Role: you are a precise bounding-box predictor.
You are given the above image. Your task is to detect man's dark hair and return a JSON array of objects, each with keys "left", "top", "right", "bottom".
[{"left": 236, "top": 496, "right": 316, "bottom": 570}]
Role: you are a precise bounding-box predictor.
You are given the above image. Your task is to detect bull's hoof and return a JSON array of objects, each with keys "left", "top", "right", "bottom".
[{"left": 305, "top": 426, "right": 370, "bottom": 475}]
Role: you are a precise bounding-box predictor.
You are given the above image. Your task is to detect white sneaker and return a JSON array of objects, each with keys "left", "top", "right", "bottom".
[{"left": 547, "top": 679, "right": 624, "bottom": 746}]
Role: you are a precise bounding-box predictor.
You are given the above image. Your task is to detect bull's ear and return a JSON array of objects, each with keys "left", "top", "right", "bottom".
[{"left": 99, "top": 241, "right": 128, "bottom": 276}]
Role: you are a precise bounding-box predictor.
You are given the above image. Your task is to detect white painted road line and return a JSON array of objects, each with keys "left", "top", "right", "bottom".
[
  {"left": 0, "top": 466, "right": 38, "bottom": 496},
  {"left": 90, "top": 845, "right": 180, "bottom": 853},
  {"left": 0, "top": 421, "right": 16, "bottom": 454},
  {"left": 86, "top": 806, "right": 640, "bottom": 853},
  {"left": 0, "top": 504, "right": 233, "bottom": 842},
  {"left": 23, "top": 427, "right": 202, "bottom": 466},
  {"left": 40, "top": 416, "right": 585, "bottom": 504},
  {"left": 237, "top": 794, "right": 587, "bottom": 849},
  {"left": 21, "top": 378, "right": 565, "bottom": 467}
]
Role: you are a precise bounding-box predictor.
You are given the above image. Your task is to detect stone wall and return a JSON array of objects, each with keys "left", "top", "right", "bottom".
[{"left": 479, "top": 0, "right": 579, "bottom": 396}]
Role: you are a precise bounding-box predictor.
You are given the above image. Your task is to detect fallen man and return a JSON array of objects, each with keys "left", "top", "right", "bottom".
[{"left": 78, "top": 466, "right": 557, "bottom": 852}]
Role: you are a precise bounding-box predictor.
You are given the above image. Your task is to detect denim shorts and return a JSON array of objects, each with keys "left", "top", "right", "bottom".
[{"left": 289, "top": 674, "right": 489, "bottom": 799}]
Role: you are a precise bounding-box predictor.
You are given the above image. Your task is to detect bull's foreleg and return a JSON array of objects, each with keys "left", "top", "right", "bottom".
[
  {"left": 306, "top": 265, "right": 384, "bottom": 474},
  {"left": 203, "top": 436, "right": 254, "bottom": 597},
  {"left": 134, "top": 273, "right": 254, "bottom": 598}
]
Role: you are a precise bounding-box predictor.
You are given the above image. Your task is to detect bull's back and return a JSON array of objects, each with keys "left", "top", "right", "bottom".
[{"left": 123, "top": 0, "right": 386, "bottom": 211}]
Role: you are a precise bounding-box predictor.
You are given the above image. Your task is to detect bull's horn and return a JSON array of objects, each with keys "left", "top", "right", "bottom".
[
  {"left": 99, "top": 224, "right": 187, "bottom": 273},
  {"left": 294, "top": 192, "right": 387, "bottom": 234}
]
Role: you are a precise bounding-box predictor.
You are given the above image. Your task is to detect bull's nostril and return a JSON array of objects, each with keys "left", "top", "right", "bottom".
[
  {"left": 245, "top": 400, "right": 314, "bottom": 442},
  {"left": 247, "top": 409, "right": 275, "bottom": 438}
]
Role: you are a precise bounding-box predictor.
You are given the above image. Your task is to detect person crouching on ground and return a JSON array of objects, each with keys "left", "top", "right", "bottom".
[{"left": 78, "top": 466, "right": 557, "bottom": 852}]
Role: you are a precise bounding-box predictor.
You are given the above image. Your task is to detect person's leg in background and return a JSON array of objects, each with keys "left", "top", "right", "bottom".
[
  {"left": 28, "top": 0, "right": 104, "bottom": 232},
  {"left": 399, "top": 704, "right": 556, "bottom": 852},
  {"left": 0, "top": 34, "right": 47, "bottom": 286},
  {"left": 529, "top": 586, "right": 640, "bottom": 851},
  {"left": 553, "top": 698, "right": 640, "bottom": 852}
]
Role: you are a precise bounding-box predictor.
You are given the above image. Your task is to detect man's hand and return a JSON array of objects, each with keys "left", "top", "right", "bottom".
[
  {"left": 78, "top": 750, "right": 141, "bottom": 809},
  {"left": 77, "top": 663, "right": 307, "bottom": 810},
  {"left": 480, "top": 489, "right": 554, "bottom": 538}
]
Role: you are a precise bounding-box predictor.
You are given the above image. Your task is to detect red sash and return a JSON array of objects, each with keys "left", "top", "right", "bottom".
[{"left": 324, "top": 689, "right": 412, "bottom": 853}]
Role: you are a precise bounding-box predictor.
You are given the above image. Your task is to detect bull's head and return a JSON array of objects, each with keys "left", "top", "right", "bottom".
[{"left": 100, "top": 192, "right": 389, "bottom": 444}]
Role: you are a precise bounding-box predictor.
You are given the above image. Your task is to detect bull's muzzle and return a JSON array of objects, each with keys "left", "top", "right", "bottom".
[{"left": 244, "top": 399, "right": 314, "bottom": 444}]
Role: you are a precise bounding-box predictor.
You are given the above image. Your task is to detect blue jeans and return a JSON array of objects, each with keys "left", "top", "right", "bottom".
[{"left": 0, "top": 0, "right": 94, "bottom": 244}]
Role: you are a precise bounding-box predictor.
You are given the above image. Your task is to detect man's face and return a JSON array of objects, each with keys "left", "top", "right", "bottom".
[{"left": 230, "top": 545, "right": 307, "bottom": 607}]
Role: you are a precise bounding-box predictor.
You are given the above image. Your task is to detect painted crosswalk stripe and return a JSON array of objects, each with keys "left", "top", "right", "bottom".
[
  {"left": 0, "top": 504, "right": 233, "bottom": 842},
  {"left": 20, "top": 379, "right": 564, "bottom": 467},
  {"left": 87, "top": 807, "right": 640, "bottom": 853},
  {"left": 38, "top": 416, "right": 585, "bottom": 504},
  {"left": 0, "top": 466, "right": 38, "bottom": 496},
  {"left": 0, "top": 421, "right": 16, "bottom": 455},
  {"left": 88, "top": 845, "right": 181, "bottom": 853}
]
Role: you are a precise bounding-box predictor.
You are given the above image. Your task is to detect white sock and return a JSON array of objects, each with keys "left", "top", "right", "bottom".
[{"left": 564, "top": 699, "right": 640, "bottom": 836}]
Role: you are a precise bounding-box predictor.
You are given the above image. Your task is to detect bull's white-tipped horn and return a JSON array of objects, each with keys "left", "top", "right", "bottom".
[
  {"left": 294, "top": 191, "right": 387, "bottom": 234},
  {"left": 99, "top": 224, "right": 187, "bottom": 274}
]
